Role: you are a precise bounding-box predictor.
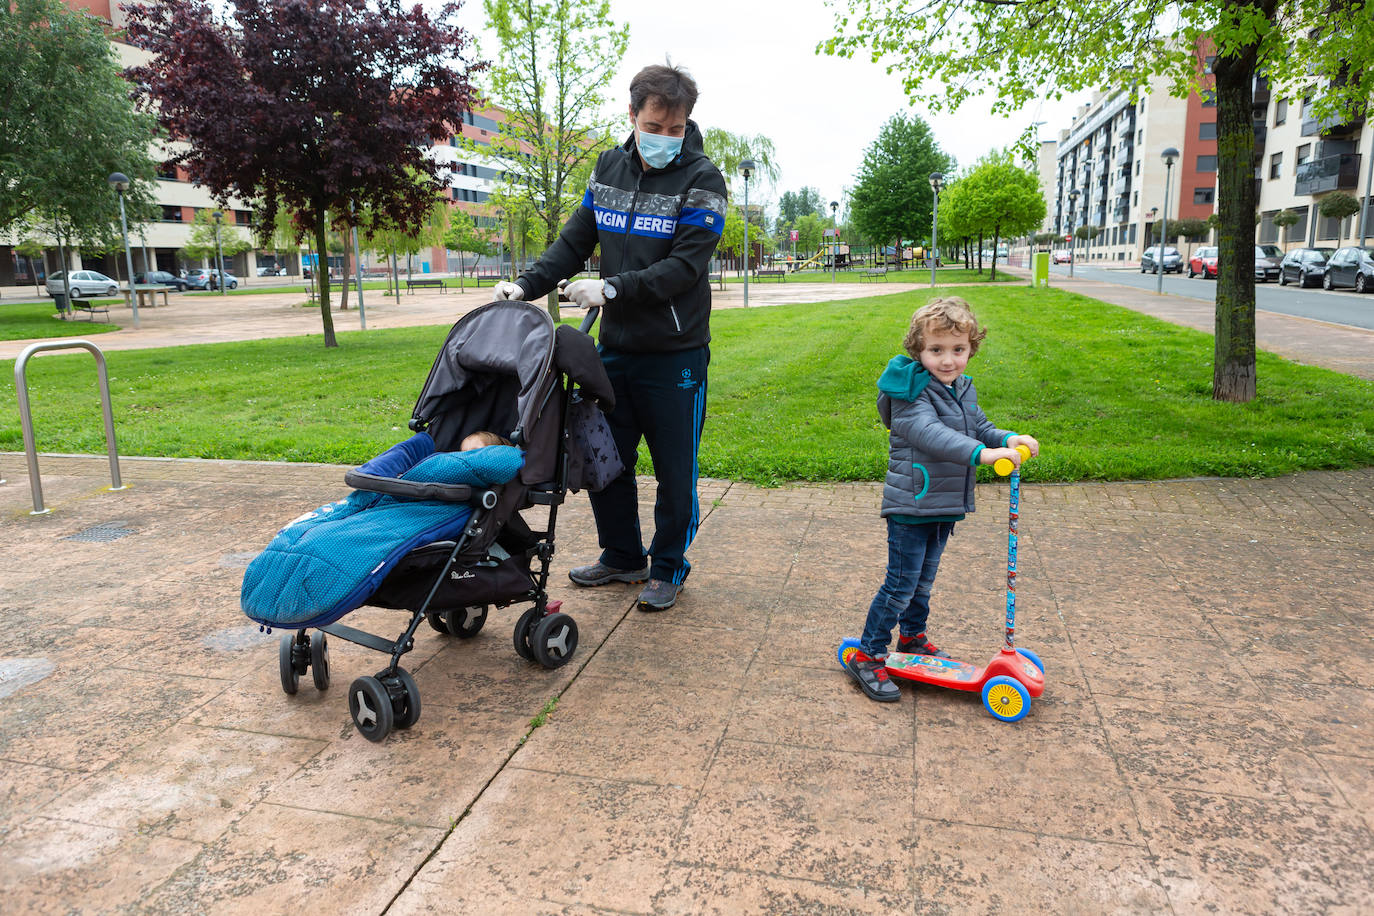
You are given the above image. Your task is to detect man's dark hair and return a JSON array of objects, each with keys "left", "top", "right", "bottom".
[{"left": 629, "top": 64, "right": 699, "bottom": 117}]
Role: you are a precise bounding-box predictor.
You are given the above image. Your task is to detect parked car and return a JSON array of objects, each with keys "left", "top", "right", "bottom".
[
  {"left": 1187, "top": 246, "right": 1219, "bottom": 279},
  {"left": 1322, "top": 246, "right": 1374, "bottom": 293},
  {"left": 134, "top": 270, "right": 189, "bottom": 291},
  {"left": 1278, "top": 247, "right": 1335, "bottom": 287},
  {"left": 186, "top": 268, "right": 239, "bottom": 290},
  {"left": 1254, "top": 244, "right": 1283, "bottom": 282},
  {"left": 45, "top": 270, "right": 118, "bottom": 300},
  {"left": 1051, "top": 250, "right": 1072, "bottom": 265},
  {"left": 1140, "top": 246, "right": 1182, "bottom": 274},
  {"left": 256, "top": 265, "right": 287, "bottom": 277}
]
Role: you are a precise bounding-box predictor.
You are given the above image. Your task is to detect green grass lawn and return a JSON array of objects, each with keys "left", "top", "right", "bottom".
[
  {"left": 0, "top": 300, "right": 121, "bottom": 340},
  {"left": 721, "top": 268, "right": 1018, "bottom": 285},
  {"left": 2, "top": 286, "right": 1371, "bottom": 483}
]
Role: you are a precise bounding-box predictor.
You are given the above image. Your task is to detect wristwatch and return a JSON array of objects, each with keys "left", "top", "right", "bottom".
[{"left": 602, "top": 279, "right": 617, "bottom": 300}]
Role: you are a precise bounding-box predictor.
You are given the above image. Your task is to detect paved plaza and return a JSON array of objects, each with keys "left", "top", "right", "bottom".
[{"left": 2, "top": 275, "right": 1372, "bottom": 913}]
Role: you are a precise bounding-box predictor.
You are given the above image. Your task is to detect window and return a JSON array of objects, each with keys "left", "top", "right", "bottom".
[
  {"left": 1274, "top": 98, "right": 1288, "bottom": 126},
  {"left": 1198, "top": 155, "right": 1218, "bottom": 172},
  {"left": 1200, "top": 90, "right": 1217, "bottom": 108},
  {"left": 160, "top": 205, "right": 182, "bottom": 222},
  {"left": 1194, "top": 188, "right": 1216, "bottom": 204},
  {"left": 1137, "top": 129, "right": 1143, "bottom": 144},
  {"left": 1290, "top": 206, "right": 1309, "bottom": 241},
  {"left": 1135, "top": 160, "right": 1141, "bottom": 175},
  {"left": 1269, "top": 152, "right": 1282, "bottom": 179},
  {"left": 156, "top": 161, "right": 178, "bottom": 180},
  {"left": 1129, "top": 224, "right": 1137, "bottom": 244},
  {"left": 1199, "top": 122, "right": 1217, "bottom": 141},
  {"left": 236, "top": 210, "right": 252, "bottom": 226},
  {"left": 1133, "top": 191, "right": 1139, "bottom": 205},
  {"left": 1296, "top": 143, "right": 1311, "bottom": 165},
  {"left": 1204, "top": 55, "right": 1217, "bottom": 73}
]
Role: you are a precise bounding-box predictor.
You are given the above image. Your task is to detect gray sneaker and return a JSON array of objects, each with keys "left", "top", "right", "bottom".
[
  {"left": 636, "top": 578, "right": 683, "bottom": 612},
  {"left": 568, "top": 560, "right": 650, "bottom": 587}
]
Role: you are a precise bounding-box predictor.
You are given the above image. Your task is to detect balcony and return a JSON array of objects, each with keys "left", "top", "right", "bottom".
[
  {"left": 1112, "top": 205, "right": 1130, "bottom": 224},
  {"left": 1252, "top": 84, "right": 1271, "bottom": 111},
  {"left": 1113, "top": 175, "right": 1131, "bottom": 195},
  {"left": 1300, "top": 108, "right": 1365, "bottom": 137},
  {"left": 1294, "top": 153, "right": 1362, "bottom": 195},
  {"left": 1254, "top": 123, "right": 1267, "bottom": 150}
]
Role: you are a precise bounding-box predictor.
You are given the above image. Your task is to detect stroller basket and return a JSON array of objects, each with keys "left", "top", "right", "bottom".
[{"left": 241, "top": 301, "right": 617, "bottom": 741}]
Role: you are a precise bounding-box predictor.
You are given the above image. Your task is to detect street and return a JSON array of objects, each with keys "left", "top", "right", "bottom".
[{"left": 1052, "top": 264, "right": 1374, "bottom": 331}]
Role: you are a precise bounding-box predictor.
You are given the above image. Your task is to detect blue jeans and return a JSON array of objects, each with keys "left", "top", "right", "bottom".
[{"left": 859, "top": 519, "right": 955, "bottom": 658}]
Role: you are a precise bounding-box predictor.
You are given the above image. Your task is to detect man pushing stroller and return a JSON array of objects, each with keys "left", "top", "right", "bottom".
[{"left": 494, "top": 63, "right": 728, "bottom": 612}]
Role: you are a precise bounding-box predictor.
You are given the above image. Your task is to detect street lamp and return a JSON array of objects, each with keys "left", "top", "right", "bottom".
[
  {"left": 830, "top": 200, "right": 839, "bottom": 282},
  {"left": 1157, "top": 147, "right": 1179, "bottom": 295},
  {"left": 929, "top": 172, "right": 944, "bottom": 287},
  {"left": 211, "top": 210, "right": 226, "bottom": 296},
  {"left": 739, "top": 158, "right": 756, "bottom": 308},
  {"left": 107, "top": 172, "right": 140, "bottom": 329},
  {"left": 1067, "top": 187, "right": 1081, "bottom": 278}
]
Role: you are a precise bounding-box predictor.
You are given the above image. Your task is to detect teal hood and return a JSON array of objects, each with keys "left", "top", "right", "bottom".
[{"left": 877, "top": 354, "right": 932, "bottom": 400}]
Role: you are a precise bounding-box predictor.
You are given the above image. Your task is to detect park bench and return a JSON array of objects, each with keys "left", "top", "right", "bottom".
[
  {"left": 752, "top": 268, "right": 786, "bottom": 282},
  {"left": 70, "top": 296, "right": 111, "bottom": 322},
  {"left": 406, "top": 278, "right": 446, "bottom": 293},
  {"left": 122, "top": 285, "right": 172, "bottom": 309},
  {"left": 858, "top": 268, "right": 888, "bottom": 282},
  {"left": 469, "top": 269, "right": 502, "bottom": 286}
]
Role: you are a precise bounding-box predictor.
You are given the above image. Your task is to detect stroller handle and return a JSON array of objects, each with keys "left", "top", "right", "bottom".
[{"left": 578, "top": 305, "right": 600, "bottom": 334}]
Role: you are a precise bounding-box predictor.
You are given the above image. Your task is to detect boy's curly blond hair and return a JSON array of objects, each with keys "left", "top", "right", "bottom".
[{"left": 903, "top": 297, "right": 987, "bottom": 359}]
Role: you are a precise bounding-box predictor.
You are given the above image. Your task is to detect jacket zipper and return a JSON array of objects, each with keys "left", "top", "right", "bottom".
[{"left": 669, "top": 301, "right": 682, "bottom": 332}]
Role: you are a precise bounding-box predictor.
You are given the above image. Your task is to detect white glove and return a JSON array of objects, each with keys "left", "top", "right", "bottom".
[
  {"left": 562, "top": 278, "right": 606, "bottom": 308},
  {"left": 493, "top": 281, "right": 525, "bottom": 300}
]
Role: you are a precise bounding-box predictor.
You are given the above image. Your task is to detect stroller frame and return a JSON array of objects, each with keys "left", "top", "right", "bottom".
[{"left": 275, "top": 306, "right": 603, "bottom": 742}]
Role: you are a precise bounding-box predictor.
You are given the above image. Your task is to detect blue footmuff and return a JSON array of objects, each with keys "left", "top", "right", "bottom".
[{"left": 241, "top": 434, "right": 524, "bottom": 630}]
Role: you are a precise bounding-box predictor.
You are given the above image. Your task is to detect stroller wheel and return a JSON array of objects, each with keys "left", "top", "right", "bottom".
[
  {"left": 531, "top": 613, "right": 578, "bottom": 669},
  {"left": 388, "top": 667, "right": 421, "bottom": 729},
  {"left": 513, "top": 606, "right": 541, "bottom": 661},
  {"left": 425, "top": 613, "right": 448, "bottom": 634},
  {"left": 279, "top": 633, "right": 302, "bottom": 695},
  {"left": 444, "top": 605, "right": 488, "bottom": 638},
  {"left": 310, "top": 631, "right": 331, "bottom": 690},
  {"left": 349, "top": 676, "right": 394, "bottom": 741}
]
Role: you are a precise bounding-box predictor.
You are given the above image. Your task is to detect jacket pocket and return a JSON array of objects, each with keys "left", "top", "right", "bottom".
[
  {"left": 911, "top": 462, "right": 930, "bottom": 500},
  {"left": 668, "top": 299, "right": 682, "bottom": 333}
]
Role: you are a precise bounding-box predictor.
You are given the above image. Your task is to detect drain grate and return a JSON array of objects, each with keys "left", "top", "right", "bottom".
[{"left": 66, "top": 523, "right": 135, "bottom": 543}]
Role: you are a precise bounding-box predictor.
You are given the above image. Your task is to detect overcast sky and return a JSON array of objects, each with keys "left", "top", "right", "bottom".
[{"left": 452, "top": 0, "right": 1089, "bottom": 214}]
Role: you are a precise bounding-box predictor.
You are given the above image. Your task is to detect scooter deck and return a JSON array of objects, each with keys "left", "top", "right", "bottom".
[{"left": 883, "top": 651, "right": 985, "bottom": 690}]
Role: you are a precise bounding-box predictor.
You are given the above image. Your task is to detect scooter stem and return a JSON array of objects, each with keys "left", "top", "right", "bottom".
[{"left": 1005, "top": 468, "right": 1019, "bottom": 651}]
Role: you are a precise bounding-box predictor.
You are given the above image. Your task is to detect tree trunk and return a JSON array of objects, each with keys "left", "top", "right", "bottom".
[
  {"left": 313, "top": 209, "right": 338, "bottom": 348},
  {"left": 338, "top": 229, "right": 350, "bottom": 312},
  {"left": 990, "top": 225, "right": 1001, "bottom": 281},
  {"left": 977, "top": 234, "right": 984, "bottom": 273},
  {"left": 1212, "top": 41, "right": 1262, "bottom": 402}
]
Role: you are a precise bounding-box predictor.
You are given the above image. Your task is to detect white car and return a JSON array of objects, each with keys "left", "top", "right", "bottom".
[{"left": 46, "top": 270, "right": 119, "bottom": 300}]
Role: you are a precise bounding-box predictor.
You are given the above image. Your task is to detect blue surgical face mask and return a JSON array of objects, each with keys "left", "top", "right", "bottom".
[{"left": 636, "top": 129, "right": 683, "bottom": 170}]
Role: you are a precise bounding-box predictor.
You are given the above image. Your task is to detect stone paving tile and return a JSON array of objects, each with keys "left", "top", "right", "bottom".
[
  {"left": 0, "top": 817, "right": 204, "bottom": 916},
  {"left": 673, "top": 739, "right": 915, "bottom": 889},
  {"left": 653, "top": 864, "right": 912, "bottom": 915},
  {"left": 1134, "top": 787, "right": 1374, "bottom": 915},
  {"left": 908, "top": 821, "right": 1170, "bottom": 913},
  {"left": 135, "top": 802, "right": 445, "bottom": 915},
  {"left": 396, "top": 768, "right": 694, "bottom": 914}
]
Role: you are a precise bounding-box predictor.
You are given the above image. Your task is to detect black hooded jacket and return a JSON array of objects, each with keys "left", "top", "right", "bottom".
[{"left": 517, "top": 120, "right": 728, "bottom": 353}]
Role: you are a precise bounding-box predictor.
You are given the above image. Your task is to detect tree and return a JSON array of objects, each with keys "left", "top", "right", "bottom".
[
  {"left": 849, "top": 113, "right": 954, "bottom": 259},
  {"left": 1033, "top": 231, "right": 1058, "bottom": 248},
  {"left": 14, "top": 234, "right": 46, "bottom": 294},
  {"left": 703, "top": 128, "right": 780, "bottom": 199},
  {"left": 1271, "top": 209, "right": 1299, "bottom": 247},
  {"left": 1318, "top": 191, "right": 1362, "bottom": 226},
  {"left": 822, "top": 0, "right": 1374, "bottom": 402},
  {"left": 777, "top": 187, "right": 826, "bottom": 225},
  {"left": 794, "top": 212, "right": 825, "bottom": 256},
  {"left": 0, "top": 0, "right": 159, "bottom": 246},
  {"left": 126, "top": 0, "right": 483, "bottom": 348},
  {"left": 440, "top": 208, "right": 494, "bottom": 290},
  {"left": 181, "top": 208, "right": 252, "bottom": 265},
  {"left": 945, "top": 151, "right": 1045, "bottom": 279},
  {"left": 479, "top": 0, "right": 627, "bottom": 320}
]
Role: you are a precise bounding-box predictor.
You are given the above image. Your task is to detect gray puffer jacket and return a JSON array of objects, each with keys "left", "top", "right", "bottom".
[{"left": 877, "top": 355, "right": 1014, "bottom": 519}]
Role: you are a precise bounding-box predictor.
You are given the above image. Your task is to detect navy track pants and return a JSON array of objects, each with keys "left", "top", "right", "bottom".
[{"left": 590, "top": 345, "right": 708, "bottom": 585}]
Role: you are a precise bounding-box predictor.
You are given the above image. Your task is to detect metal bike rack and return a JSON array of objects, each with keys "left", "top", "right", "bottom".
[{"left": 13, "top": 339, "right": 125, "bottom": 515}]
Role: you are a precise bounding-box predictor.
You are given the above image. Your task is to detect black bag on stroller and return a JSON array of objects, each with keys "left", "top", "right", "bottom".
[{"left": 248, "top": 301, "right": 617, "bottom": 742}]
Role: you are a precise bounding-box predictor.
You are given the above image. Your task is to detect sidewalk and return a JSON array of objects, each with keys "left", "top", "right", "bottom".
[{"left": 1, "top": 454, "right": 1371, "bottom": 913}]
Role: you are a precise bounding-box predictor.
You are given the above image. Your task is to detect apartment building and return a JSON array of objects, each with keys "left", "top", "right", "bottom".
[
  {"left": 1253, "top": 84, "right": 1372, "bottom": 251},
  {"left": 1050, "top": 82, "right": 1210, "bottom": 264}
]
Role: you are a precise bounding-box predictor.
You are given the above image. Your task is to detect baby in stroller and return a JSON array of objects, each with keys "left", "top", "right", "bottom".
[{"left": 241, "top": 301, "right": 617, "bottom": 741}]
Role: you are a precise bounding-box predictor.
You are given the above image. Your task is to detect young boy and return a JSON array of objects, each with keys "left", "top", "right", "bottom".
[{"left": 844, "top": 297, "right": 1039, "bottom": 702}]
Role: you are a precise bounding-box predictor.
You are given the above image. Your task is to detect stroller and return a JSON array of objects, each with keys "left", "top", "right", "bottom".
[{"left": 241, "top": 300, "right": 618, "bottom": 741}]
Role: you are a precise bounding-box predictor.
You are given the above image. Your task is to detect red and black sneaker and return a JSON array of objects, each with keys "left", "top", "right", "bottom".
[
  {"left": 897, "top": 633, "right": 950, "bottom": 659},
  {"left": 843, "top": 649, "right": 901, "bottom": 702}
]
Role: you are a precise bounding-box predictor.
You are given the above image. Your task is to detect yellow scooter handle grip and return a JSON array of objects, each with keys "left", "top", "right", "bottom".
[{"left": 993, "top": 444, "right": 1033, "bottom": 477}]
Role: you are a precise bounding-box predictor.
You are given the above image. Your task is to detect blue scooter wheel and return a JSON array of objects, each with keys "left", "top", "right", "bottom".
[
  {"left": 1015, "top": 647, "right": 1045, "bottom": 674},
  {"left": 982, "top": 676, "right": 1031, "bottom": 723},
  {"left": 837, "top": 638, "right": 861, "bottom": 668}
]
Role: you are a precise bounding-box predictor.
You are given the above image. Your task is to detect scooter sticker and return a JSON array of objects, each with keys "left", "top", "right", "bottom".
[{"left": 887, "top": 653, "right": 979, "bottom": 682}]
